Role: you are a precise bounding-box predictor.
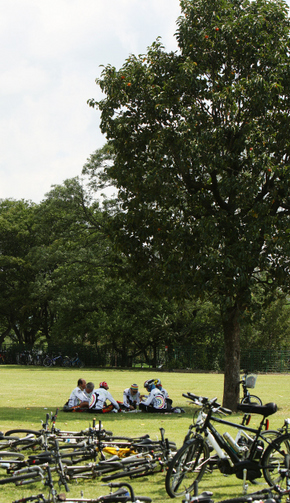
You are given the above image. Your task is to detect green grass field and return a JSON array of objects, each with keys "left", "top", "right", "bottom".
[{"left": 0, "top": 366, "right": 290, "bottom": 503}]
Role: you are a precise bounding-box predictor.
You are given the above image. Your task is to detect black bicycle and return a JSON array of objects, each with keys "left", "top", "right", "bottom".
[
  {"left": 165, "top": 392, "right": 290, "bottom": 497},
  {"left": 42, "top": 354, "right": 65, "bottom": 367}
]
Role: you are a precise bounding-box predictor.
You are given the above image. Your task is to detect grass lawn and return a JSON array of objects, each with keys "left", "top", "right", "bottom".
[{"left": 0, "top": 366, "right": 289, "bottom": 503}]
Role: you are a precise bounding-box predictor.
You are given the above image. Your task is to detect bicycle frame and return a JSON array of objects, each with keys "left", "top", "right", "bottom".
[{"left": 209, "top": 411, "right": 273, "bottom": 459}]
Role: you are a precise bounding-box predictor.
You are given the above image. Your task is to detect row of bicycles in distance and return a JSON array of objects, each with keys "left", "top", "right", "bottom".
[
  {"left": 1, "top": 379, "right": 290, "bottom": 503},
  {"left": 5, "top": 350, "right": 85, "bottom": 367}
]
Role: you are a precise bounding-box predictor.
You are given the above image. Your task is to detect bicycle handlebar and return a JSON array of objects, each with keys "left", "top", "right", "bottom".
[
  {"left": 182, "top": 393, "right": 232, "bottom": 415},
  {"left": 103, "top": 482, "right": 135, "bottom": 502}
]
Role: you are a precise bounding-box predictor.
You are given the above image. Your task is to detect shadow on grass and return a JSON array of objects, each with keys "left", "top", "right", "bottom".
[
  {"left": 2, "top": 365, "right": 95, "bottom": 371},
  {"left": 0, "top": 406, "right": 185, "bottom": 427}
]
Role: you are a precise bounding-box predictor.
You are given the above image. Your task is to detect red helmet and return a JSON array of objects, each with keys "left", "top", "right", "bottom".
[{"left": 99, "top": 381, "right": 109, "bottom": 390}]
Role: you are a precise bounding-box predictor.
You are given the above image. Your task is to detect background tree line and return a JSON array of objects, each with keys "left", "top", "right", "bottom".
[{"left": 1, "top": 177, "right": 290, "bottom": 368}]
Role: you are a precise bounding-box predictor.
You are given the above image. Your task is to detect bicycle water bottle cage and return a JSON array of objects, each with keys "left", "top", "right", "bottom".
[{"left": 237, "top": 402, "right": 277, "bottom": 417}]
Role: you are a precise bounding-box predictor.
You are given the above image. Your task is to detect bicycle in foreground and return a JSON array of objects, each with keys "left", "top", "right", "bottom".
[
  {"left": 12, "top": 476, "right": 152, "bottom": 503},
  {"left": 165, "top": 392, "right": 290, "bottom": 497}
]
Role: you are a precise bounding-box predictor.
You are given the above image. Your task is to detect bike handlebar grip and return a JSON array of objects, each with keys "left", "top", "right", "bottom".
[
  {"left": 93, "top": 418, "right": 96, "bottom": 428},
  {"left": 183, "top": 392, "right": 208, "bottom": 404},
  {"left": 188, "top": 392, "right": 205, "bottom": 400}
]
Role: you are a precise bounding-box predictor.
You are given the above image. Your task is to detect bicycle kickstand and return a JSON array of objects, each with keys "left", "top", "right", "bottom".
[{"left": 242, "top": 469, "right": 249, "bottom": 495}]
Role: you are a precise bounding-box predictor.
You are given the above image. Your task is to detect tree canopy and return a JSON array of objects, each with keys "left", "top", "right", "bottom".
[{"left": 87, "top": 0, "right": 290, "bottom": 408}]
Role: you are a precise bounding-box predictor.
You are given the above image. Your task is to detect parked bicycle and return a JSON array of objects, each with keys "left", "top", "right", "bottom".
[
  {"left": 239, "top": 372, "right": 262, "bottom": 405},
  {"left": 62, "top": 353, "right": 84, "bottom": 368},
  {"left": 42, "top": 354, "right": 65, "bottom": 367},
  {"left": 165, "top": 392, "right": 289, "bottom": 497}
]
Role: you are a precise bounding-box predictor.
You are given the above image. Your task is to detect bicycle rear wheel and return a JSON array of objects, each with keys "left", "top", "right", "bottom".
[
  {"left": 165, "top": 438, "right": 209, "bottom": 498},
  {"left": 241, "top": 395, "right": 262, "bottom": 406},
  {"left": 262, "top": 433, "right": 290, "bottom": 489}
]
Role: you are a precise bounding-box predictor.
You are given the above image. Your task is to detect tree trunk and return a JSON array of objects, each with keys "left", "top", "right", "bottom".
[{"left": 222, "top": 303, "right": 241, "bottom": 411}]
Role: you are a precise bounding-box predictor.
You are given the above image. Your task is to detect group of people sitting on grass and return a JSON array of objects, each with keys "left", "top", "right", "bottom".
[{"left": 63, "top": 378, "right": 184, "bottom": 414}]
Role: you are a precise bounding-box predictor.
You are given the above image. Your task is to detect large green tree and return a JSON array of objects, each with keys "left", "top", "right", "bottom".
[
  {"left": 33, "top": 178, "right": 176, "bottom": 365},
  {"left": 87, "top": 0, "right": 290, "bottom": 408},
  {"left": 0, "top": 199, "right": 48, "bottom": 346}
]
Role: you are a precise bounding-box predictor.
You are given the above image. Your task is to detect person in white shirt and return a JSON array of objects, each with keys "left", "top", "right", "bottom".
[
  {"left": 89, "top": 381, "right": 120, "bottom": 413},
  {"left": 122, "top": 384, "right": 140, "bottom": 410},
  {"left": 155, "top": 379, "right": 172, "bottom": 410},
  {"left": 63, "top": 378, "right": 88, "bottom": 411},
  {"left": 139, "top": 379, "right": 167, "bottom": 413}
]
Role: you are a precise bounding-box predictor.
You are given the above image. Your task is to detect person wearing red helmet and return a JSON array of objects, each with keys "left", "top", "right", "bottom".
[
  {"left": 99, "top": 381, "right": 109, "bottom": 390},
  {"left": 89, "top": 381, "right": 120, "bottom": 413}
]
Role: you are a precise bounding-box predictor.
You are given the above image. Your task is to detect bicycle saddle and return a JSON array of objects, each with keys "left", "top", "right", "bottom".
[{"left": 237, "top": 402, "right": 277, "bottom": 416}]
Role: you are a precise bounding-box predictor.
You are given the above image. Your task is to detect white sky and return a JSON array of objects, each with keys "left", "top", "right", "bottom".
[{"left": 0, "top": 0, "right": 181, "bottom": 203}]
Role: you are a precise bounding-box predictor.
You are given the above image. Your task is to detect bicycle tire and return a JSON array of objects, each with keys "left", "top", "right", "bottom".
[
  {"left": 0, "top": 470, "right": 41, "bottom": 485},
  {"left": 101, "top": 462, "right": 159, "bottom": 481},
  {"left": 260, "top": 429, "right": 282, "bottom": 446},
  {"left": 165, "top": 438, "right": 209, "bottom": 498},
  {"left": 241, "top": 395, "right": 262, "bottom": 406},
  {"left": 262, "top": 432, "right": 290, "bottom": 489},
  {"left": 31, "top": 446, "right": 96, "bottom": 461},
  {"left": 42, "top": 357, "right": 52, "bottom": 367},
  {"left": 66, "top": 462, "right": 123, "bottom": 480},
  {"left": 0, "top": 451, "right": 25, "bottom": 460},
  {"left": 4, "top": 429, "right": 42, "bottom": 439}
]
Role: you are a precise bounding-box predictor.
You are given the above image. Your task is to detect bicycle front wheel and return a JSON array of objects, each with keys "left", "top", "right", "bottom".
[
  {"left": 165, "top": 438, "right": 209, "bottom": 498},
  {"left": 42, "top": 357, "right": 52, "bottom": 367},
  {"left": 262, "top": 433, "right": 290, "bottom": 489},
  {"left": 241, "top": 395, "right": 262, "bottom": 406}
]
